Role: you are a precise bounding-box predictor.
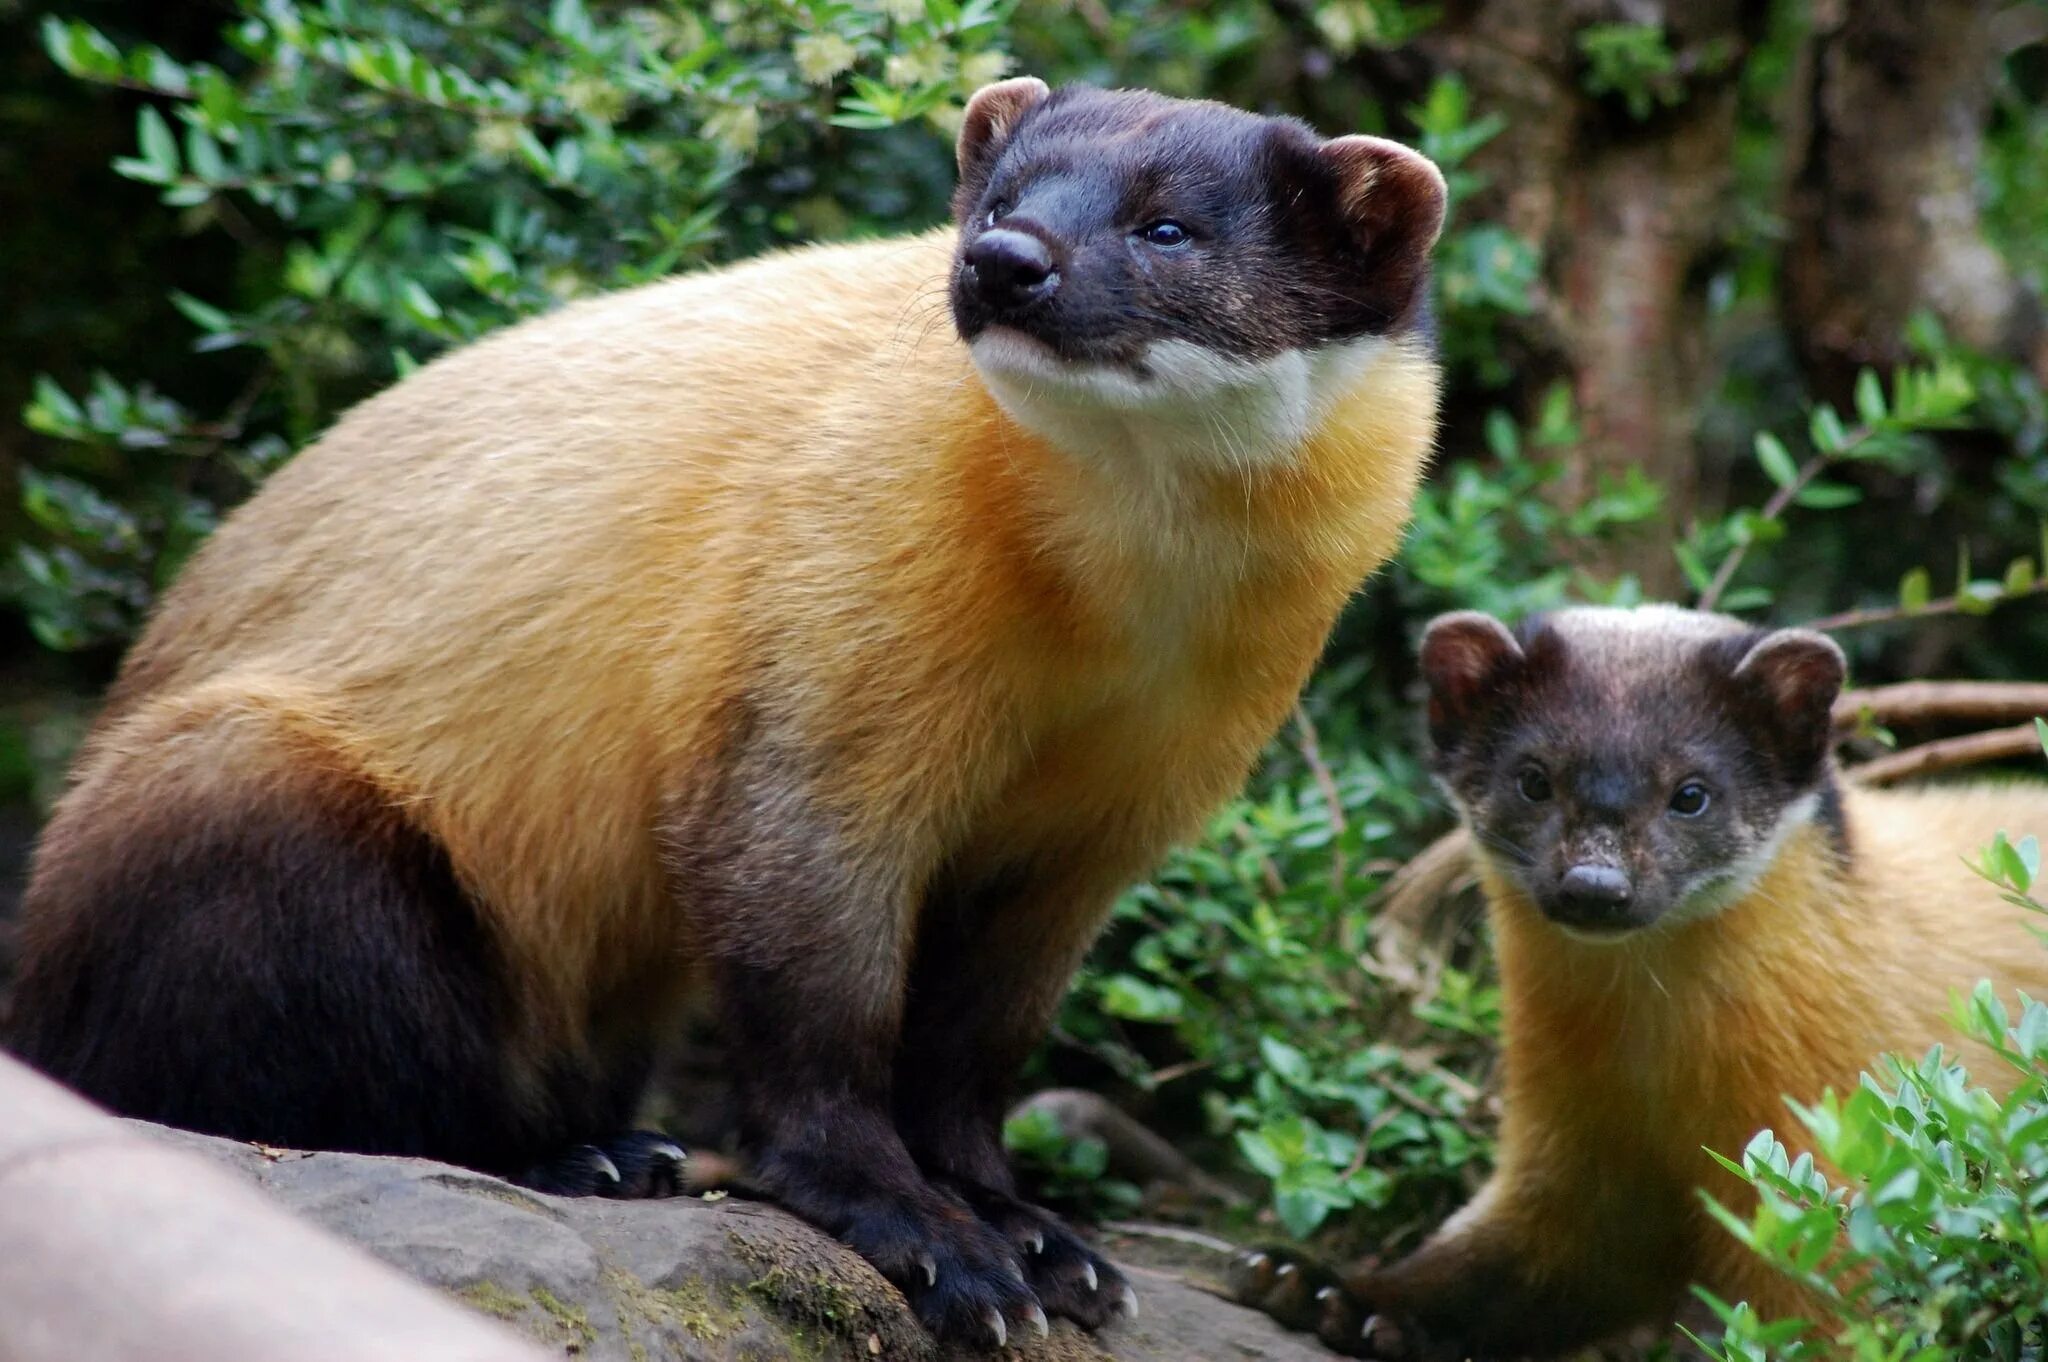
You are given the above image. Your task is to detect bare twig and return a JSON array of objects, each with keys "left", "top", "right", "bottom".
[
  {"left": 1805, "top": 579, "right": 2048, "bottom": 633},
  {"left": 1005, "top": 1090, "right": 1247, "bottom": 1207},
  {"left": 1233, "top": 819, "right": 1286, "bottom": 900},
  {"left": 1848, "top": 723, "right": 2045, "bottom": 786},
  {"left": 1697, "top": 448, "right": 1841, "bottom": 611},
  {"left": 1835, "top": 681, "right": 2048, "bottom": 731},
  {"left": 1371, "top": 828, "right": 1477, "bottom": 962},
  {"left": 1293, "top": 702, "right": 1348, "bottom": 892}
]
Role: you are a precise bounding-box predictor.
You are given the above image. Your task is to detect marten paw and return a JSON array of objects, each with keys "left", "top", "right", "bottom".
[
  {"left": 842, "top": 1195, "right": 1045, "bottom": 1350},
  {"left": 520, "top": 1131, "right": 688, "bottom": 1199},
  {"left": 947, "top": 1182, "right": 1136, "bottom": 1330},
  {"left": 1229, "top": 1248, "right": 1443, "bottom": 1360}
]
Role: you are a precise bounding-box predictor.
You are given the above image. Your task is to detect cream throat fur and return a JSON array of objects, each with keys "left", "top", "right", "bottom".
[{"left": 968, "top": 329, "right": 1393, "bottom": 473}]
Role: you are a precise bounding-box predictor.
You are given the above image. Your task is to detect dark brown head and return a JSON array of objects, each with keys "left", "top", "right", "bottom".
[
  {"left": 945, "top": 79, "right": 1445, "bottom": 453},
  {"left": 1419, "top": 605, "right": 1847, "bottom": 939}
]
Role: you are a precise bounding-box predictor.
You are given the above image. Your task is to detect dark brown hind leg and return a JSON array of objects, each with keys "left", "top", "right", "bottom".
[{"left": 5, "top": 704, "right": 658, "bottom": 1187}]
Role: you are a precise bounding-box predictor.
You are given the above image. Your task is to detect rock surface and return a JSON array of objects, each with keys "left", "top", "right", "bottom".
[{"left": 149, "top": 1123, "right": 1337, "bottom": 1362}]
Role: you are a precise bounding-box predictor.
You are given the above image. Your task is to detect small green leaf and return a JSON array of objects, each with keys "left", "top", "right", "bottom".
[
  {"left": 169, "top": 291, "right": 232, "bottom": 333},
  {"left": 184, "top": 124, "right": 227, "bottom": 181},
  {"left": 1793, "top": 480, "right": 1861, "bottom": 509},
  {"left": 1810, "top": 405, "right": 1848, "bottom": 454},
  {"left": 1753, "top": 432, "right": 1797, "bottom": 488},
  {"left": 137, "top": 104, "right": 179, "bottom": 176},
  {"left": 1854, "top": 368, "right": 1887, "bottom": 426},
  {"left": 1898, "top": 566, "right": 1931, "bottom": 612}
]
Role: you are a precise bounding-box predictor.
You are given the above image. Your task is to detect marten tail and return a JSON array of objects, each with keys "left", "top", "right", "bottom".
[{"left": 5, "top": 681, "right": 619, "bottom": 1173}]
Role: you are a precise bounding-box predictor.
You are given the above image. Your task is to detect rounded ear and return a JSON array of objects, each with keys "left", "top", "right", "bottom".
[
  {"left": 1419, "top": 611, "right": 1524, "bottom": 751},
  {"left": 956, "top": 77, "right": 1051, "bottom": 180},
  {"left": 1318, "top": 135, "right": 1448, "bottom": 254},
  {"left": 1313, "top": 134, "right": 1447, "bottom": 329},
  {"left": 1731, "top": 629, "right": 1847, "bottom": 775}
]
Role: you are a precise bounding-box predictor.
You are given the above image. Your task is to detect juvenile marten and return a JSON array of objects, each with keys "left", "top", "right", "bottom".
[
  {"left": 6, "top": 79, "right": 1446, "bottom": 1346},
  {"left": 1237, "top": 604, "right": 2048, "bottom": 1358}
]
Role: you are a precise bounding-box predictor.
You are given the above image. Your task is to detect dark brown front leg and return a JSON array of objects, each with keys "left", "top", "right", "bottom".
[
  {"left": 663, "top": 744, "right": 1040, "bottom": 1350},
  {"left": 1234, "top": 1173, "right": 1694, "bottom": 1359},
  {"left": 893, "top": 863, "right": 1136, "bottom": 1331}
]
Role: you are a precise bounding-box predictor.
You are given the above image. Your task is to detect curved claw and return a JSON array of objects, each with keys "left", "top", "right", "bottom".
[
  {"left": 917, "top": 1252, "right": 937, "bottom": 1288},
  {"left": 1025, "top": 1229, "right": 1045, "bottom": 1255},
  {"left": 1116, "top": 1285, "right": 1139, "bottom": 1320},
  {"left": 1081, "top": 1260, "right": 1099, "bottom": 1293},
  {"left": 984, "top": 1307, "right": 1007, "bottom": 1350},
  {"left": 587, "top": 1150, "right": 621, "bottom": 1184},
  {"left": 1026, "top": 1303, "right": 1050, "bottom": 1339},
  {"left": 1361, "top": 1314, "right": 1410, "bottom": 1360},
  {"left": 649, "top": 1140, "right": 687, "bottom": 1166}
]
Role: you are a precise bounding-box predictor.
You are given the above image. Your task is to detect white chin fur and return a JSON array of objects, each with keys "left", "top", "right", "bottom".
[
  {"left": 969, "top": 328, "right": 1386, "bottom": 472},
  {"left": 1663, "top": 790, "right": 1824, "bottom": 927}
]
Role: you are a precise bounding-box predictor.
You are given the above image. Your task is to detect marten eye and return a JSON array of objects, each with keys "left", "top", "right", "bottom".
[
  {"left": 1669, "top": 782, "right": 1711, "bottom": 817},
  {"left": 985, "top": 200, "right": 1010, "bottom": 227},
  {"left": 1137, "top": 220, "right": 1190, "bottom": 248},
  {"left": 1515, "top": 766, "right": 1553, "bottom": 803}
]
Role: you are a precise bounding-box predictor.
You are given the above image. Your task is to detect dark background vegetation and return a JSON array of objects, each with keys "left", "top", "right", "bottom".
[{"left": 2, "top": 0, "right": 2046, "bottom": 1352}]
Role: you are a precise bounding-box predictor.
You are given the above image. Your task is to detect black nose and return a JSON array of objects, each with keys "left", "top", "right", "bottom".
[
  {"left": 1555, "top": 864, "right": 1634, "bottom": 925},
  {"left": 966, "top": 228, "right": 1057, "bottom": 310}
]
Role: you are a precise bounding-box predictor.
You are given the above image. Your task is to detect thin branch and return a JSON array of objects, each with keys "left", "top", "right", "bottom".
[
  {"left": 1848, "top": 723, "right": 2045, "bottom": 786},
  {"left": 1805, "top": 578, "right": 2048, "bottom": 633},
  {"left": 1005, "top": 1090, "right": 1247, "bottom": 1206},
  {"left": 1233, "top": 819, "right": 1286, "bottom": 900},
  {"left": 1293, "top": 701, "right": 1348, "bottom": 893},
  {"left": 1697, "top": 449, "right": 1837, "bottom": 611},
  {"left": 1835, "top": 681, "right": 2048, "bottom": 731}
]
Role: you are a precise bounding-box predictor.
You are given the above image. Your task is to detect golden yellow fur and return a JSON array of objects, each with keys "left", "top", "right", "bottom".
[
  {"left": 1475, "top": 779, "right": 2048, "bottom": 1321},
  {"left": 69, "top": 225, "right": 1438, "bottom": 1080}
]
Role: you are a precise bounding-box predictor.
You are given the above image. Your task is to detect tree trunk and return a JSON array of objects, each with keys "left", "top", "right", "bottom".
[
  {"left": 1416, "top": 0, "right": 1763, "bottom": 593},
  {"left": 1783, "top": 0, "right": 2047, "bottom": 396}
]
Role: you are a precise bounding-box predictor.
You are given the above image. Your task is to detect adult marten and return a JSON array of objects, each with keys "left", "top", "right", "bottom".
[
  {"left": 1237, "top": 604, "right": 2048, "bottom": 1358},
  {"left": 7, "top": 79, "right": 1446, "bottom": 1346}
]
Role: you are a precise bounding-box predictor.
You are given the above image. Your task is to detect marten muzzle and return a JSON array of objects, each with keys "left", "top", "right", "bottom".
[
  {"left": 965, "top": 228, "right": 1059, "bottom": 314},
  {"left": 1549, "top": 862, "right": 1639, "bottom": 934}
]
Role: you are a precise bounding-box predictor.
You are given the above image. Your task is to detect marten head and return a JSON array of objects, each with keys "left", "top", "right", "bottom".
[
  {"left": 1419, "top": 605, "right": 1848, "bottom": 940},
  {"left": 947, "top": 78, "right": 1446, "bottom": 464}
]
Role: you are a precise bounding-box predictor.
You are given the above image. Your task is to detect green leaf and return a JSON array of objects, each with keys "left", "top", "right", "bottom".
[
  {"left": 24, "top": 375, "right": 86, "bottom": 438},
  {"left": 184, "top": 124, "right": 228, "bottom": 182},
  {"left": 1792, "top": 480, "right": 1861, "bottom": 509},
  {"left": 2005, "top": 557, "right": 2036, "bottom": 595},
  {"left": 1753, "top": 432, "right": 1797, "bottom": 488},
  {"left": 2037, "top": 717, "right": 2048, "bottom": 760},
  {"left": 138, "top": 105, "right": 179, "bottom": 177},
  {"left": 1854, "top": 368, "right": 1887, "bottom": 426},
  {"left": 1994, "top": 832, "right": 2034, "bottom": 893},
  {"left": 169, "top": 292, "right": 233, "bottom": 333},
  {"left": 1898, "top": 567, "right": 1930, "bottom": 613},
  {"left": 43, "top": 16, "right": 124, "bottom": 80},
  {"left": 399, "top": 279, "right": 443, "bottom": 322},
  {"left": 1809, "top": 405, "right": 1848, "bottom": 454}
]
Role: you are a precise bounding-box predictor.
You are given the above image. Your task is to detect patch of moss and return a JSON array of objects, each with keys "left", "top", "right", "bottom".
[
  {"left": 603, "top": 1265, "right": 748, "bottom": 1345},
  {"left": 724, "top": 1227, "right": 930, "bottom": 1360},
  {"left": 456, "top": 1280, "right": 529, "bottom": 1321},
  {"left": 531, "top": 1286, "right": 598, "bottom": 1354},
  {"left": 451, "top": 1281, "right": 598, "bottom": 1356}
]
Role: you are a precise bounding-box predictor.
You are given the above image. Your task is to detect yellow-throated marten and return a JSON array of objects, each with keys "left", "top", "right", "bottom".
[
  {"left": 6, "top": 79, "right": 1446, "bottom": 1346},
  {"left": 1237, "top": 604, "right": 2048, "bottom": 1358}
]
